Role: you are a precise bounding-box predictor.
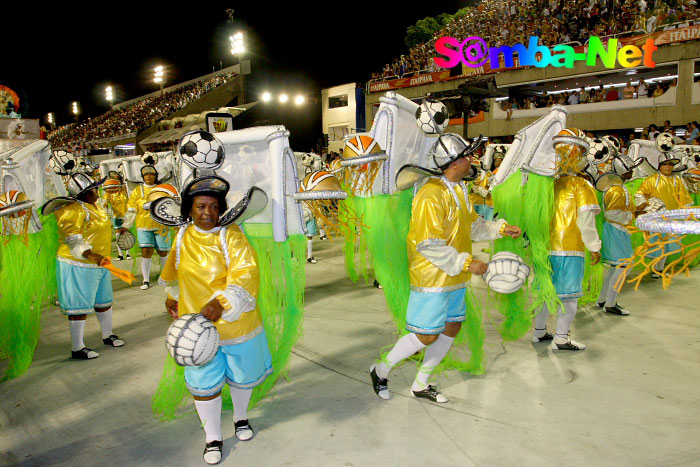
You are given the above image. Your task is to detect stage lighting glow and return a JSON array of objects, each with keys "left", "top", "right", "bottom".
[
  {"left": 279, "top": 94, "right": 289, "bottom": 103},
  {"left": 262, "top": 92, "right": 271, "bottom": 102},
  {"left": 295, "top": 95, "right": 305, "bottom": 105}
]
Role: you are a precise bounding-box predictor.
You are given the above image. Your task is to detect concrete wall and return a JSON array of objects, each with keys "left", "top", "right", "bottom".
[
  {"left": 365, "top": 41, "right": 700, "bottom": 137},
  {"left": 321, "top": 83, "right": 357, "bottom": 153}
]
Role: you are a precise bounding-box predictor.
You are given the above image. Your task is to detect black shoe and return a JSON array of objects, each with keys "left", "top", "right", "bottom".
[
  {"left": 203, "top": 440, "right": 223, "bottom": 464},
  {"left": 532, "top": 331, "right": 554, "bottom": 343},
  {"left": 412, "top": 385, "right": 448, "bottom": 403},
  {"left": 117, "top": 255, "right": 124, "bottom": 261},
  {"left": 373, "top": 279, "right": 383, "bottom": 289},
  {"left": 319, "top": 235, "right": 328, "bottom": 240},
  {"left": 234, "top": 419, "right": 254, "bottom": 441},
  {"left": 605, "top": 304, "right": 630, "bottom": 316},
  {"left": 307, "top": 257, "right": 317, "bottom": 264},
  {"left": 597, "top": 301, "right": 605, "bottom": 308},
  {"left": 71, "top": 347, "right": 99, "bottom": 359},
  {"left": 369, "top": 364, "right": 390, "bottom": 400},
  {"left": 103, "top": 335, "right": 125, "bottom": 347}
]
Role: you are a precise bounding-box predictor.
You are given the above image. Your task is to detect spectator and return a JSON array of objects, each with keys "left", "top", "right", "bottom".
[
  {"left": 605, "top": 87, "right": 619, "bottom": 101},
  {"left": 623, "top": 81, "right": 636, "bottom": 99},
  {"left": 567, "top": 91, "right": 580, "bottom": 105},
  {"left": 652, "top": 84, "right": 665, "bottom": 97},
  {"left": 637, "top": 78, "right": 649, "bottom": 98},
  {"left": 649, "top": 124, "right": 660, "bottom": 141},
  {"left": 686, "top": 121, "right": 699, "bottom": 144},
  {"left": 663, "top": 120, "right": 673, "bottom": 133},
  {"left": 579, "top": 87, "right": 589, "bottom": 103}
]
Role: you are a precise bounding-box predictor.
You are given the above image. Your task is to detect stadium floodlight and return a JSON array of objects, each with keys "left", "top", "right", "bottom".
[
  {"left": 279, "top": 93, "right": 289, "bottom": 103},
  {"left": 47, "top": 112, "right": 54, "bottom": 127},
  {"left": 71, "top": 102, "right": 80, "bottom": 122},
  {"left": 294, "top": 95, "right": 305, "bottom": 105},
  {"left": 230, "top": 32, "right": 245, "bottom": 55},
  {"left": 154, "top": 66, "right": 165, "bottom": 95},
  {"left": 105, "top": 86, "right": 113, "bottom": 103},
  {"left": 262, "top": 92, "right": 271, "bottom": 102}
]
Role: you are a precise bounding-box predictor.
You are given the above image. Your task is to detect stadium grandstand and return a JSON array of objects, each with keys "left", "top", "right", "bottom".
[
  {"left": 48, "top": 68, "right": 244, "bottom": 154},
  {"left": 363, "top": 0, "right": 700, "bottom": 149}
]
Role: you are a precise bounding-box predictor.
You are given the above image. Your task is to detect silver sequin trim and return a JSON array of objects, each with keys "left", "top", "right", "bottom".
[
  {"left": 557, "top": 291, "right": 583, "bottom": 299},
  {"left": 225, "top": 367, "right": 273, "bottom": 390},
  {"left": 548, "top": 250, "right": 585, "bottom": 258},
  {"left": 578, "top": 204, "right": 601, "bottom": 213},
  {"left": 158, "top": 277, "right": 178, "bottom": 287},
  {"left": 186, "top": 379, "right": 226, "bottom": 397},
  {"left": 224, "top": 284, "right": 256, "bottom": 309},
  {"left": 416, "top": 239, "right": 447, "bottom": 248},
  {"left": 409, "top": 283, "right": 468, "bottom": 293},
  {"left": 65, "top": 234, "right": 84, "bottom": 243},
  {"left": 606, "top": 220, "right": 631, "bottom": 234},
  {"left": 220, "top": 226, "right": 230, "bottom": 268},
  {"left": 440, "top": 176, "right": 462, "bottom": 210},
  {"left": 174, "top": 224, "right": 189, "bottom": 269},
  {"left": 405, "top": 323, "right": 445, "bottom": 334},
  {"left": 293, "top": 190, "right": 348, "bottom": 200},
  {"left": 57, "top": 256, "right": 101, "bottom": 269},
  {"left": 219, "top": 324, "right": 264, "bottom": 346},
  {"left": 445, "top": 315, "right": 467, "bottom": 323}
]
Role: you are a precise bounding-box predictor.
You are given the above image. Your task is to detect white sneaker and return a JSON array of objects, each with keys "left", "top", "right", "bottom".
[
  {"left": 140, "top": 282, "right": 150, "bottom": 290},
  {"left": 551, "top": 337, "right": 586, "bottom": 351},
  {"left": 234, "top": 420, "right": 254, "bottom": 441},
  {"left": 203, "top": 440, "right": 222, "bottom": 464}
]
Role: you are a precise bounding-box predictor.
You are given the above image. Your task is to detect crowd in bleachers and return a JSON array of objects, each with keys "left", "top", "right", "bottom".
[
  {"left": 372, "top": 0, "right": 700, "bottom": 81},
  {"left": 501, "top": 76, "right": 677, "bottom": 118},
  {"left": 49, "top": 73, "right": 235, "bottom": 149}
]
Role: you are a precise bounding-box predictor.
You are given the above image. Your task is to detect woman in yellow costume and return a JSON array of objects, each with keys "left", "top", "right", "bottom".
[
  {"left": 531, "top": 129, "right": 601, "bottom": 351},
  {"left": 155, "top": 173, "right": 271, "bottom": 465},
  {"left": 634, "top": 147, "right": 693, "bottom": 278},
  {"left": 102, "top": 176, "right": 131, "bottom": 260},
  {"left": 41, "top": 173, "right": 125, "bottom": 359},
  {"left": 122, "top": 163, "right": 172, "bottom": 289},
  {"left": 370, "top": 134, "right": 522, "bottom": 403}
]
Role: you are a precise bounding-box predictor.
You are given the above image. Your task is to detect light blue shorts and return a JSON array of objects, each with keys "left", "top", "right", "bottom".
[
  {"left": 474, "top": 204, "right": 494, "bottom": 221},
  {"left": 137, "top": 229, "right": 172, "bottom": 250},
  {"left": 305, "top": 219, "right": 317, "bottom": 236},
  {"left": 56, "top": 260, "right": 113, "bottom": 315},
  {"left": 602, "top": 222, "right": 633, "bottom": 266},
  {"left": 184, "top": 329, "right": 274, "bottom": 397},
  {"left": 405, "top": 287, "right": 467, "bottom": 334},
  {"left": 549, "top": 255, "right": 585, "bottom": 299},
  {"left": 646, "top": 233, "right": 681, "bottom": 258}
]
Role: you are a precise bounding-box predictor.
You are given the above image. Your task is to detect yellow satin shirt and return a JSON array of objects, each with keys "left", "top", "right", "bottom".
[
  {"left": 127, "top": 185, "right": 159, "bottom": 230},
  {"left": 55, "top": 201, "right": 112, "bottom": 265},
  {"left": 550, "top": 175, "right": 600, "bottom": 253},
  {"left": 637, "top": 173, "right": 693, "bottom": 210},
  {"left": 407, "top": 178, "right": 478, "bottom": 291},
  {"left": 604, "top": 185, "right": 635, "bottom": 229},
  {"left": 159, "top": 224, "right": 263, "bottom": 345},
  {"left": 104, "top": 189, "right": 128, "bottom": 218}
]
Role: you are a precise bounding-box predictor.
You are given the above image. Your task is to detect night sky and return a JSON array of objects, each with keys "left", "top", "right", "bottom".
[{"left": 4, "top": 3, "right": 470, "bottom": 125}]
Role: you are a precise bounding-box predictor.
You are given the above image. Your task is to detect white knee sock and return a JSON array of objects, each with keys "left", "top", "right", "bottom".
[
  {"left": 655, "top": 255, "right": 667, "bottom": 273},
  {"left": 95, "top": 307, "right": 113, "bottom": 339},
  {"left": 194, "top": 396, "right": 223, "bottom": 442},
  {"left": 376, "top": 333, "right": 425, "bottom": 379},
  {"left": 117, "top": 245, "right": 124, "bottom": 257},
  {"left": 69, "top": 319, "right": 86, "bottom": 351},
  {"left": 413, "top": 334, "right": 454, "bottom": 391},
  {"left": 555, "top": 299, "right": 578, "bottom": 339},
  {"left": 605, "top": 268, "right": 625, "bottom": 307},
  {"left": 533, "top": 303, "right": 549, "bottom": 337},
  {"left": 306, "top": 239, "right": 313, "bottom": 259},
  {"left": 230, "top": 388, "right": 253, "bottom": 422},
  {"left": 598, "top": 267, "right": 615, "bottom": 304},
  {"left": 319, "top": 228, "right": 327, "bottom": 238},
  {"left": 141, "top": 257, "right": 152, "bottom": 283}
]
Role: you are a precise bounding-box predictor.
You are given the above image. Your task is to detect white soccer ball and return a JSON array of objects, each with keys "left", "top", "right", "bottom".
[
  {"left": 415, "top": 98, "right": 449, "bottom": 135},
  {"left": 166, "top": 314, "right": 220, "bottom": 366},
  {"left": 655, "top": 132, "right": 675, "bottom": 153},
  {"left": 587, "top": 138, "right": 611, "bottom": 162},
  {"left": 602, "top": 135, "right": 621, "bottom": 156},
  {"left": 50, "top": 150, "right": 76, "bottom": 175},
  {"left": 484, "top": 251, "right": 530, "bottom": 294},
  {"left": 179, "top": 130, "right": 225, "bottom": 170},
  {"left": 141, "top": 151, "right": 159, "bottom": 166},
  {"left": 300, "top": 153, "right": 314, "bottom": 167}
]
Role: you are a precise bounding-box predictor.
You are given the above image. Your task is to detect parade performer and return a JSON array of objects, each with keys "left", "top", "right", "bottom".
[
  {"left": 370, "top": 134, "right": 522, "bottom": 403},
  {"left": 634, "top": 152, "right": 693, "bottom": 277},
  {"left": 532, "top": 129, "right": 601, "bottom": 351},
  {"left": 42, "top": 173, "right": 125, "bottom": 359},
  {"left": 122, "top": 164, "right": 172, "bottom": 289},
  {"left": 302, "top": 203, "right": 318, "bottom": 264},
  {"left": 102, "top": 177, "right": 131, "bottom": 260},
  {"left": 159, "top": 175, "right": 272, "bottom": 464},
  {"left": 595, "top": 154, "right": 644, "bottom": 315}
]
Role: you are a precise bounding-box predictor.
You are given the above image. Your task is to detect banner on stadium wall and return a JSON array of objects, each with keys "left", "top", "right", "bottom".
[
  {"left": 368, "top": 24, "right": 700, "bottom": 93},
  {"left": 0, "top": 118, "right": 39, "bottom": 140}
]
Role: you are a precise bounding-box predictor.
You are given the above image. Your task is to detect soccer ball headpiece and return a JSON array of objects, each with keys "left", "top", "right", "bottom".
[
  {"left": 415, "top": 98, "right": 449, "bottom": 135},
  {"left": 178, "top": 130, "right": 225, "bottom": 170},
  {"left": 553, "top": 128, "right": 590, "bottom": 174}
]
